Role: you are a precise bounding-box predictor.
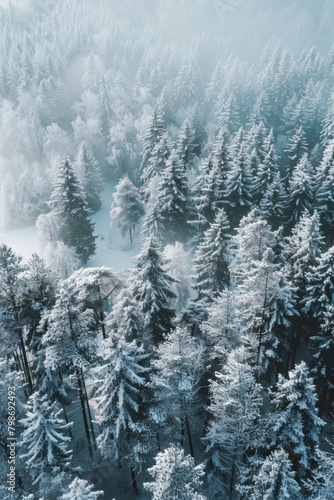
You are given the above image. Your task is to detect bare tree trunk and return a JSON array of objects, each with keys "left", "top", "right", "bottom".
[
  {"left": 20, "top": 334, "right": 33, "bottom": 393},
  {"left": 76, "top": 367, "right": 93, "bottom": 457},
  {"left": 186, "top": 416, "right": 195, "bottom": 460},
  {"left": 81, "top": 365, "right": 96, "bottom": 448}
]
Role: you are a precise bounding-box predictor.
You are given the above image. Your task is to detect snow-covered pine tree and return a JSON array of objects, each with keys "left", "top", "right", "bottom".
[
  {"left": 110, "top": 176, "right": 144, "bottom": 244},
  {"left": 42, "top": 283, "right": 97, "bottom": 454},
  {"left": 192, "top": 154, "right": 225, "bottom": 237},
  {"left": 202, "top": 290, "right": 242, "bottom": 370},
  {"left": 205, "top": 347, "right": 263, "bottom": 500},
  {"left": 233, "top": 209, "right": 278, "bottom": 265},
  {"left": 144, "top": 444, "right": 207, "bottom": 500},
  {"left": 75, "top": 142, "right": 103, "bottom": 212},
  {"left": 236, "top": 248, "right": 297, "bottom": 374},
  {"left": 133, "top": 235, "right": 176, "bottom": 344},
  {"left": 212, "top": 127, "right": 230, "bottom": 183},
  {"left": 284, "top": 125, "right": 308, "bottom": 186},
  {"left": 268, "top": 362, "right": 324, "bottom": 479},
  {"left": 156, "top": 151, "right": 191, "bottom": 244},
  {"left": 42, "top": 284, "right": 97, "bottom": 375},
  {"left": 21, "top": 254, "right": 57, "bottom": 383},
  {"left": 140, "top": 134, "right": 170, "bottom": 191},
  {"left": 47, "top": 158, "right": 96, "bottom": 263},
  {"left": 259, "top": 174, "right": 289, "bottom": 229},
  {"left": 150, "top": 327, "right": 205, "bottom": 456},
  {"left": 163, "top": 242, "right": 192, "bottom": 312},
  {"left": 18, "top": 392, "right": 73, "bottom": 485},
  {"left": 176, "top": 119, "right": 197, "bottom": 170},
  {"left": 287, "top": 153, "right": 314, "bottom": 226},
  {"left": 238, "top": 449, "right": 301, "bottom": 500},
  {"left": 94, "top": 319, "right": 150, "bottom": 492},
  {"left": 0, "top": 244, "right": 33, "bottom": 392},
  {"left": 61, "top": 478, "right": 104, "bottom": 500},
  {"left": 224, "top": 130, "right": 252, "bottom": 225},
  {"left": 193, "top": 209, "right": 231, "bottom": 301},
  {"left": 282, "top": 211, "right": 325, "bottom": 366},
  {"left": 140, "top": 106, "right": 166, "bottom": 185},
  {"left": 315, "top": 138, "right": 334, "bottom": 241},
  {"left": 252, "top": 128, "right": 279, "bottom": 205}
]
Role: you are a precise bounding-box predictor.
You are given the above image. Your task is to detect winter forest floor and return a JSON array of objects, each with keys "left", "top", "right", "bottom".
[{"left": 0, "top": 182, "right": 141, "bottom": 271}]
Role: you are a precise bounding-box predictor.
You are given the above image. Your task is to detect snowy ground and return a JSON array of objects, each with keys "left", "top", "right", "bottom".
[{"left": 0, "top": 181, "right": 142, "bottom": 271}]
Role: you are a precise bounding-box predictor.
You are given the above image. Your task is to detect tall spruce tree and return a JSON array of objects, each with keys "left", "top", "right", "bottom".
[
  {"left": 133, "top": 235, "right": 176, "bottom": 344},
  {"left": 193, "top": 209, "right": 231, "bottom": 301},
  {"left": 205, "top": 347, "right": 263, "bottom": 500},
  {"left": 287, "top": 153, "right": 314, "bottom": 225},
  {"left": 19, "top": 392, "right": 73, "bottom": 486},
  {"left": 156, "top": 151, "right": 191, "bottom": 244},
  {"left": 110, "top": 176, "right": 145, "bottom": 244},
  {"left": 144, "top": 445, "right": 207, "bottom": 500},
  {"left": 75, "top": 142, "right": 103, "bottom": 213},
  {"left": 267, "top": 362, "right": 324, "bottom": 481},
  {"left": 48, "top": 158, "right": 96, "bottom": 264}
]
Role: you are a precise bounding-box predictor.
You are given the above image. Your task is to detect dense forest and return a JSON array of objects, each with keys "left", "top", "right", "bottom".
[{"left": 2, "top": 0, "right": 334, "bottom": 498}]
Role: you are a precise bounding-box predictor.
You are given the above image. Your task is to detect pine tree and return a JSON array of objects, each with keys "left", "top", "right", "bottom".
[
  {"left": 192, "top": 154, "right": 225, "bottom": 236},
  {"left": 259, "top": 174, "right": 289, "bottom": 229},
  {"left": 282, "top": 212, "right": 325, "bottom": 367},
  {"left": 133, "top": 236, "right": 176, "bottom": 344},
  {"left": 150, "top": 327, "right": 205, "bottom": 456},
  {"left": 48, "top": 158, "right": 96, "bottom": 263},
  {"left": 205, "top": 347, "right": 263, "bottom": 500},
  {"left": 238, "top": 449, "right": 301, "bottom": 500},
  {"left": 202, "top": 290, "right": 242, "bottom": 369},
  {"left": 156, "top": 151, "right": 191, "bottom": 244},
  {"left": 140, "top": 134, "right": 170, "bottom": 189},
  {"left": 233, "top": 209, "right": 278, "bottom": 264},
  {"left": 94, "top": 327, "right": 150, "bottom": 460},
  {"left": 0, "top": 244, "right": 33, "bottom": 392},
  {"left": 42, "top": 284, "right": 97, "bottom": 453},
  {"left": 253, "top": 129, "right": 279, "bottom": 204},
  {"left": 61, "top": 478, "right": 104, "bottom": 500},
  {"left": 21, "top": 254, "right": 57, "bottom": 383},
  {"left": 212, "top": 127, "right": 230, "bottom": 183},
  {"left": 193, "top": 209, "right": 231, "bottom": 301},
  {"left": 224, "top": 132, "right": 252, "bottom": 224},
  {"left": 236, "top": 248, "right": 297, "bottom": 373},
  {"left": 285, "top": 125, "right": 308, "bottom": 185},
  {"left": 42, "top": 284, "right": 97, "bottom": 375},
  {"left": 140, "top": 106, "right": 166, "bottom": 185},
  {"left": 268, "top": 362, "right": 324, "bottom": 476},
  {"left": 19, "top": 392, "right": 73, "bottom": 485},
  {"left": 110, "top": 176, "right": 144, "bottom": 244},
  {"left": 176, "top": 119, "right": 197, "bottom": 170},
  {"left": 144, "top": 445, "right": 207, "bottom": 500},
  {"left": 75, "top": 142, "right": 103, "bottom": 213},
  {"left": 315, "top": 138, "right": 334, "bottom": 241},
  {"left": 287, "top": 153, "right": 314, "bottom": 225}
]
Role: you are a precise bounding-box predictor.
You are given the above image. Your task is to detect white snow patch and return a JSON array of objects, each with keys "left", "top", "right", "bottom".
[{"left": 0, "top": 181, "right": 142, "bottom": 270}]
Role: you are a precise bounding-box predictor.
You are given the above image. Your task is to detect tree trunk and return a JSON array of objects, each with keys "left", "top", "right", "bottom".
[
  {"left": 20, "top": 335, "right": 33, "bottom": 393},
  {"left": 81, "top": 365, "right": 96, "bottom": 447},
  {"left": 130, "top": 465, "right": 139, "bottom": 495},
  {"left": 97, "top": 284, "right": 107, "bottom": 340},
  {"left": 129, "top": 226, "right": 133, "bottom": 245},
  {"left": 186, "top": 416, "right": 195, "bottom": 460},
  {"left": 76, "top": 367, "right": 93, "bottom": 457}
]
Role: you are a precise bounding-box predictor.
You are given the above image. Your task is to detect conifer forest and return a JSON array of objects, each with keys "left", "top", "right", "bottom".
[{"left": 2, "top": 0, "right": 334, "bottom": 498}]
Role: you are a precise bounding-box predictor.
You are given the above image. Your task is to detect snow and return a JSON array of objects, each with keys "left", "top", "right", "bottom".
[
  {"left": 0, "top": 225, "right": 39, "bottom": 261},
  {"left": 87, "top": 181, "right": 142, "bottom": 271},
  {"left": 0, "top": 181, "right": 141, "bottom": 271}
]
